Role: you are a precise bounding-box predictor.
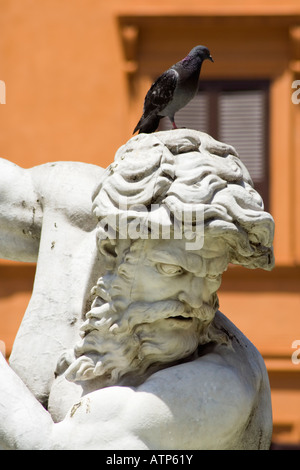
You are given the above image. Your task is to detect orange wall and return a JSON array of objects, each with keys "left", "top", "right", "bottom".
[
  {"left": 1, "top": 0, "right": 300, "bottom": 168},
  {"left": 1, "top": 0, "right": 300, "bottom": 447},
  {"left": 0, "top": 0, "right": 129, "bottom": 169}
]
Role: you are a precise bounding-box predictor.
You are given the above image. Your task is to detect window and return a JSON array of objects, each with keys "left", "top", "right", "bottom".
[{"left": 158, "top": 80, "right": 270, "bottom": 209}]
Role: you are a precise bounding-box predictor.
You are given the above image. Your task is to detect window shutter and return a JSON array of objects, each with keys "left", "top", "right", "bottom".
[{"left": 218, "top": 90, "right": 267, "bottom": 183}]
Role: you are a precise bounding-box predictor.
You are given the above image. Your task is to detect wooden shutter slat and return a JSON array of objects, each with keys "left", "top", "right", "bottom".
[{"left": 218, "top": 90, "right": 266, "bottom": 182}]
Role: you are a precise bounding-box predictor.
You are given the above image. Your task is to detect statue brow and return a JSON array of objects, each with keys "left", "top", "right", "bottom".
[{"left": 147, "top": 248, "right": 204, "bottom": 275}]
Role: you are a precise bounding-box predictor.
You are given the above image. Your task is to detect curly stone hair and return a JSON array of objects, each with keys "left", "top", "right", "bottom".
[{"left": 92, "top": 129, "right": 274, "bottom": 271}]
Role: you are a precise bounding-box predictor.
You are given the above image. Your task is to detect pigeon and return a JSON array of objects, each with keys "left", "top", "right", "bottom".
[{"left": 133, "top": 45, "right": 214, "bottom": 134}]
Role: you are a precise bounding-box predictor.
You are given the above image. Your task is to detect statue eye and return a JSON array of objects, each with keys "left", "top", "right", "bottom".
[{"left": 157, "top": 263, "right": 184, "bottom": 276}]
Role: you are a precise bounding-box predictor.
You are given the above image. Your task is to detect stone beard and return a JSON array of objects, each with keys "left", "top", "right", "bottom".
[{"left": 63, "top": 239, "right": 226, "bottom": 387}]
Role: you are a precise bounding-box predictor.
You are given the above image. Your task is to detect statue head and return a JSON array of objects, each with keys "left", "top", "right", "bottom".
[
  {"left": 93, "top": 129, "right": 274, "bottom": 269},
  {"left": 62, "top": 130, "right": 274, "bottom": 387}
]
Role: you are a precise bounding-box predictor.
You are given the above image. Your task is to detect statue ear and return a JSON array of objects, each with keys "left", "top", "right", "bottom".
[{"left": 99, "top": 238, "right": 118, "bottom": 260}]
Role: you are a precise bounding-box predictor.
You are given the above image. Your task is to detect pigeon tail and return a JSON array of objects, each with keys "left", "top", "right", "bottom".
[{"left": 133, "top": 114, "right": 161, "bottom": 134}]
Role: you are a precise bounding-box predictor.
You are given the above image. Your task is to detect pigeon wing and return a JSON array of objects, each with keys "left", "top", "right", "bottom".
[{"left": 142, "top": 68, "right": 178, "bottom": 118}]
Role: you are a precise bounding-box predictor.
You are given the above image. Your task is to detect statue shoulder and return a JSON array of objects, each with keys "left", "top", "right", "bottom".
[
  {"left": 29, "top": 161, "right": 106, "bottom": 231},
  {"left": 213, "top": 310, "right": 270, "bottom": 383},
  {"left": 30, "top": 161, "right": 105, "bottom": 199}
]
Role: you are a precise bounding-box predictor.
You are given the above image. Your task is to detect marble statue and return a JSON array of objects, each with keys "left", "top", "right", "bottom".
[{"left": 0, "top": 129, "right": 275, "bottom": 450}]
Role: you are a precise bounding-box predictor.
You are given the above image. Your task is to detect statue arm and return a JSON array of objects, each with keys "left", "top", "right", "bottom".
[
  {"left": 0, "top": 352, "right": 255, "bottom": 450},
  {"left": 0, "top": 352, "right": 53, "bottom": 450},
  {"left": 0, "top": 351, "right": 142, "bottom": 450},
  {"left": 0, "top": 158, "right": 43, "bottom": 262},
  {"left": 0, "top": 159, "right": 104, "bottom": 262}
]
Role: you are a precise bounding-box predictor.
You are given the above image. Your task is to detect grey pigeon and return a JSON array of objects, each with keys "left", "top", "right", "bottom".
[{"left": 133, "top": 45, "right": 214, "bottom": 134}]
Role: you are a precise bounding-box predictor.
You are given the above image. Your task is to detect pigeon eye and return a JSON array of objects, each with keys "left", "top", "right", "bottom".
[{"left": 156, "top": 263, "right": 184, "bottom": 276}]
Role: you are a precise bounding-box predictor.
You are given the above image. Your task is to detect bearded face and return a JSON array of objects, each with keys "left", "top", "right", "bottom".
[{"left": 64, "top": 237, "right": 229, "bottom": 387}]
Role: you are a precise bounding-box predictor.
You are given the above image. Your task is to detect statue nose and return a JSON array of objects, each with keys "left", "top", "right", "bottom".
[
  {"left": 179, "top": 293, "right": 203, "bottom": 309},
  {"left": 178, "top": 278, "right": 204, "bottom": 309}
]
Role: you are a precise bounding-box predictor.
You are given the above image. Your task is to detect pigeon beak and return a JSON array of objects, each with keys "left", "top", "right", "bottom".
[{"left": 209, "top": 55, "right": 214, "bottom": 63}]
